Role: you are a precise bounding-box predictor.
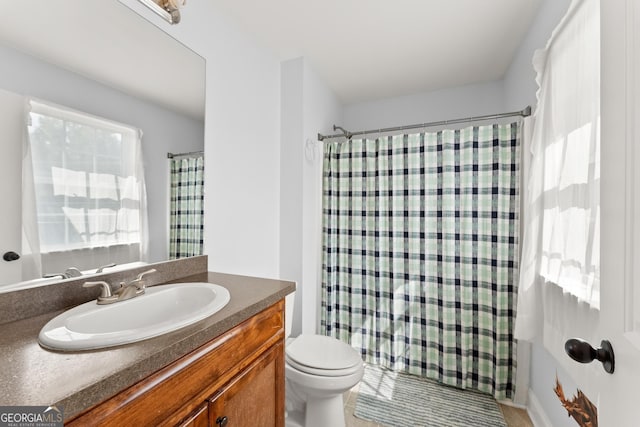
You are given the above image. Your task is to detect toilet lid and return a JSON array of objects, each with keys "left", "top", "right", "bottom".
[{"left": 286, "top": 334, "right": 362, "bottom": 372}]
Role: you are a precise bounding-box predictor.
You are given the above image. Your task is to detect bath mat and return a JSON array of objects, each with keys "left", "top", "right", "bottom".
[{"left": 354, "top": 365, "right": 508, "bottom": 427}]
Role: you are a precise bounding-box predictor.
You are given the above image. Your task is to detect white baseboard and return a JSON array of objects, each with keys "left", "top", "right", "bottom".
[
  {"left": 527, "top": 388, "right": 553, "bottom": 427},
  {"left": 497, "top": 399, "right": 527, "bottom": 410}
]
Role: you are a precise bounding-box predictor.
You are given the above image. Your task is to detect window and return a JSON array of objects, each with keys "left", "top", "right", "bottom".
[
  {"left": 518, "top": 0, "right": 600, "bottom": 310},
  {"left": 535, "top": 0, "right": 600, "bottom": 307},
  {"left": 27, "top": 100, "right": 147, "bottom": 262}
]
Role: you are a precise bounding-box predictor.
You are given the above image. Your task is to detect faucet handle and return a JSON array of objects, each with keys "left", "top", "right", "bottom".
[
  {"left": 64, "top": 267, "right": 83, "bottom": 278},
  {"left": 127, "top": 269, "right": 158, "bottom": 292},
  {"left": 95, "top": 263, "right": 116, "bottom": 274},
  {"left": 83, "top": 281, "right": 112, "bottom": 298},
  {"left": 136, "top": 268, "right": 157, "bottom": 282}
]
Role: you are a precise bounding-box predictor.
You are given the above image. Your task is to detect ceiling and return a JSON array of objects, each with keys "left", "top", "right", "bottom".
[
  {"left": 212, "top": 0, "right": 543, "bottom": 104},
  {"left": 0, "top": 1, "right": 542, "bottom": 117},
  {"left": 0, "top": 0, "right": 205, "bottom": 120}
]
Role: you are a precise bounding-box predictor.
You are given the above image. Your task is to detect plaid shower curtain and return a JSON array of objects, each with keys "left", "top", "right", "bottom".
[
  {"left": 321, "top": 123, "right": 520, "bottom": 400},
  {"left": 169, "top": 156, "right": 204, "bottom": 259}
]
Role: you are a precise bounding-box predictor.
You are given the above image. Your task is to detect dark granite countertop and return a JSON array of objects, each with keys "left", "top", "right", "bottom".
[{"left": 0, "top": 271, "right": 295, "bottom": 420}]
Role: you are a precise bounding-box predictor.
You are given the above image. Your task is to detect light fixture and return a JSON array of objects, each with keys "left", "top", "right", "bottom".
[{"left": 136, "top": 0, "right": 185, "bottom": 24}]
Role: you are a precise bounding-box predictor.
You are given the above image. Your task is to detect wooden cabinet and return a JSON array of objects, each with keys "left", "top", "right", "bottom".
[
  {"left": 67, "top": 300, "right": 285, "bottom": 427},
  {"left": 209, "top": 343, "right": 283, "bottom": 427},
  {"left": 178, "top": 404, "right": 208, "bottom": 427}
]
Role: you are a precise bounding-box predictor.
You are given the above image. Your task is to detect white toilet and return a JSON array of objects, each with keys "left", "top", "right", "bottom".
[{"left": 284, "top": 296, "right": 364, "bottom": 427}]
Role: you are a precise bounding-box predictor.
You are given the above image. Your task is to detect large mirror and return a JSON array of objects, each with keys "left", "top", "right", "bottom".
[{"left": 0, "top": 0, "right": 205, "bottom": 290}]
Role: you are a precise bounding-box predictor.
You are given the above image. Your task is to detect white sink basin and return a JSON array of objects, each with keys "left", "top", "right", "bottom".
[{"left": 38, "top": 282, "right": 230, "bottom": 351}]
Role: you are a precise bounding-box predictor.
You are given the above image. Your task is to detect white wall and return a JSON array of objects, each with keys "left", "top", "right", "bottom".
[
  {"left": 280, "top": 57, "right": 343, "bottom": 335},
  {"left": 120, "top": 0, "right": 282, "bottom": 279},
  {"left": 280, "top": 58, "right": 305, "bottom": 334},
  {"left": 343, "top": 0, "right": 570, "bottom": 135},
  {"left": 503, "top": 0, "right": 572, "bottom": 112},
  {"left": 301, "top": 61, "right": 343, "bottom": 334},
  {"left": 344, "top": 80, "right": 506, "bottom": 131},
  {"left": 0, "top": 44, "right": 204, "bottom": 265}
]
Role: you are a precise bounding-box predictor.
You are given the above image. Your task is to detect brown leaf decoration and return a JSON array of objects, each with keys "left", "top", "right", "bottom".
[{"left": 553, "top": 374, "right": 598, "bottom": 427}]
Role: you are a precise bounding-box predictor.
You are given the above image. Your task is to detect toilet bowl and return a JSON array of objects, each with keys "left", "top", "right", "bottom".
[{"left": 284, "top": 334, "right": 364, "bottom": 427}]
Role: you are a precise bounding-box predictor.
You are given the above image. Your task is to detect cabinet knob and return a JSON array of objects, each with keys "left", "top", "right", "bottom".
[{"left": 216, "top": 416, "right": 228, "bottom": 427}]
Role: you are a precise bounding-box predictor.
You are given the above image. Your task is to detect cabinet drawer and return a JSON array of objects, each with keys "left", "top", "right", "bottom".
[{"left": 67, "top": 300, "right": 284, "bottom": 426}]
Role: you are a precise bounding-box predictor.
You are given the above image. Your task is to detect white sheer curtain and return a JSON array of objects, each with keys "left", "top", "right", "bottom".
[
  {"left": 21, "top": 100, "right": 42, "bottom": 281},
  {"left": 515, "top": 0, "right": 600, "bottom": 361},
  {"left": 22, "top": 99, "right": 148, "bottom": 280}
]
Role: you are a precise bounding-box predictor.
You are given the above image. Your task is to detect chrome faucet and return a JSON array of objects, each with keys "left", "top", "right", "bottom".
[
  {"left": 82, "top": 280, "right": 113, "bottom": 304},
  {"left": 83, "top": 269, "right": 157, "bottom": 305}
]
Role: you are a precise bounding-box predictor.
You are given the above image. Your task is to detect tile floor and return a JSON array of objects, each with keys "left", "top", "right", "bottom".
[{"left": 343, "top": 383, "right": 533, "bottom": 427}]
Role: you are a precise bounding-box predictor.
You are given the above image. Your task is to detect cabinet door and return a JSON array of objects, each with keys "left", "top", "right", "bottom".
[
  {"left": 209, "top": 342, "right": 284, "bottom": 427},
  {"left": 178, "top": 403, "right": 209, "bottom": 427}
]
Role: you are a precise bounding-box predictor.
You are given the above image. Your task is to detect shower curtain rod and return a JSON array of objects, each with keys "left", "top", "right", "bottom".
[
  {"left": 317, "top": 105, "right": 531, "bottom": 141},
  {"left": 167, "top": 150, "right": 204, "bottom": 159}
]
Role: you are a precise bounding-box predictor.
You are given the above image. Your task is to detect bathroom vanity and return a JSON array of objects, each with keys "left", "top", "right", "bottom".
[
  {"left": 0, "top": 257, "right": 295, "bottom": 426},
  {"left": 68, "top": 300, "right": 285, "bottom": 426}
]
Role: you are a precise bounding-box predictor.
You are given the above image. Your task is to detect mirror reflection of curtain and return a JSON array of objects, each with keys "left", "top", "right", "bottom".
[
  {"left": 23, "top": 99, "right": 148, "bottom": 279},
  {"left": 169, "top": 156, "right": 204, "bottom": 259}
]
